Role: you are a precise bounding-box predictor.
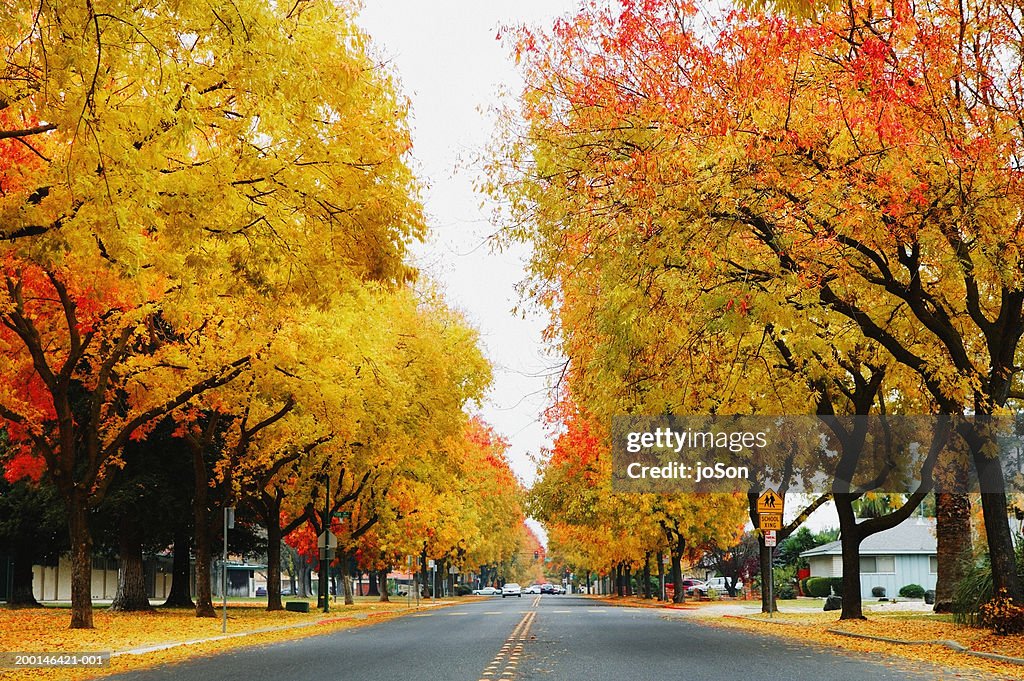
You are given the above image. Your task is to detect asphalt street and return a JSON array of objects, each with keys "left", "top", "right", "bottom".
[{"left": 105, "top": 595, "right": 1005, "bottom": 681}]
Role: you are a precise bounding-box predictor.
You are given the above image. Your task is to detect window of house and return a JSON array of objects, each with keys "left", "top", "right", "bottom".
[
  {"left": 929, "top": 556, "right": 938, "bottom": 574},
  {"left": 860, "top": 556, "right": 895, "bottom": 573}
]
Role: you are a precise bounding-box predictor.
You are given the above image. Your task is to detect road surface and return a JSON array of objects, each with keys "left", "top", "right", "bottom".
[{"left": 106, "top": 595, "right": 1001, "bottom": 681}]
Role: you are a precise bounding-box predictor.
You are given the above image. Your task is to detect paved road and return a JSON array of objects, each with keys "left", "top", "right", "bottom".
[{"left": 106, "top": 595, "right": 1003, "bottom": 681}]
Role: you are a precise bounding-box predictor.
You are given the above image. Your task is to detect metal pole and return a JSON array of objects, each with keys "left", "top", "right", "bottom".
[
  {"left": 322, "top": 476, "right": 330, "bottom": 614},
  {"left": 768, "top": 544, "right": 774, "bottom": 619},
  {"left": 222, "top": 508, "right": 228, "bottom": 633}
]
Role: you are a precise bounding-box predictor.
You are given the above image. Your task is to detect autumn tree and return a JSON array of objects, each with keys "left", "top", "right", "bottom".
[
  {"left": 0, "top": 0, "right": 426, "bottom": 628},
  {"left": 494, "top": 0, "right": 1024, "bottom": 615}
]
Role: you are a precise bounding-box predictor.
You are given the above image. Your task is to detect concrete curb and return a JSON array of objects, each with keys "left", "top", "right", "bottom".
[{"left": 113, "top": 601, "right": 455, "bottom": 657}]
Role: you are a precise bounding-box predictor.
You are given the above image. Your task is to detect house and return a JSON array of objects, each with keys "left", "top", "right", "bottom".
[{"left": 800, "top": 517, "right": 937, "bottom": 597}]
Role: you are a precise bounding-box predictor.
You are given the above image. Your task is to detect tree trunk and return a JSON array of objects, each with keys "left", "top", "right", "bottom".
[
  {"left": 68, "top": 499, "right": 94, "bottom": 628},
  {"left": 296, "top": 563, "right": 310, "bottom": 598},
  {"left": 163, "top": 527, "right": 194, "bottom": 608},
  {"left": 341, "top": 553, "right": 354, "bottom": 606},
  {"left": 624, "top": 564, "right": 632, "bottom": 597},
  {"left": 266, "top": 520, "right": 283, "bottom": 611},
  {"left": 110, "top": 519, "right": 152, "bottom": 611},
  {"left": 670, "top": 553, "right": 684, "bottom": 604},
  {"left": 934, "top": 493, "right": 971, "bottom": 613},
  {"left": 758, "top": 540, "right": 775, "bottom": 613},
  {"left": 836, "top": 495, "right": 865, "bottom": 620},
  {"left": 656, "top": 553, "right": 664, "bottom": 601},
  {"left": 378, "top": 568, "right": 390, "bottom": 602},
  {"left": 191, "top": 446, "right": 215, "bottom": 618},
  {"left": 419, "top": 550, "right": 431, "bottom": 598},
  {"left": 368, "top": 570, "right": 380, "bottom": 597},
  {"left": 8, "top": 551, "right": 41, "bottom": 607},
  {"left": 972, "top": 433, "right": 1021, "bottom": 600},
  {"left": 643, "top": 553, "right": 652, "bottom": 599},
  {"left": 615, "top": 563, "right": 623, "bottom": 597}
]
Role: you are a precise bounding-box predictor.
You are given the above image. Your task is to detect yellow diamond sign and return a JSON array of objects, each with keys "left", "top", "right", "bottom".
[{"left": 756, "top": 489, "right": 784, "bottom": 515}]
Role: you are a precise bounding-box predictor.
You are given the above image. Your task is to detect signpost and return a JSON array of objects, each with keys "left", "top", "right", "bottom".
[
  {"left": 222, "top": 507, "right": 234, "bottom": 633},
  {"left": 428, "top": 559, "right": 436, "bottom": 602},
  {"left": 756, "top": 489, "right": 784, "bottom": 619}
]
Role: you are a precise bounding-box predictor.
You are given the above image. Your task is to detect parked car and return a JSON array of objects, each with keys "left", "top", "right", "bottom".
[
  {"left": 539, "top": 583, "right": 556, "bottom": 594},
  {"left": 524, "top": 584, "right": 541, "bottom": 594},
  {"left": 255, "top": 586, "right": 267, "bottom": 596},
  {"left": 705, "top": 576, "right": 741, "bottom": 594},
  {"left": 553, "top": 585, "right": 566, "bottom": 594},
  {"left": 682, "top": 578, "right": 708, "bottom": 596},
  {"left": 472, "top": 586, "right": 501, "bottom": 596},
  {"left": 502, "top": 583, "right": 522, "bottom": 598},
  {"left": 281, "top": 586, "right": 293, "bottom": 596}
]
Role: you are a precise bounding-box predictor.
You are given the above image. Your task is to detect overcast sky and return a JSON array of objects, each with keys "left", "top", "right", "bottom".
[{"left": 355, "top": 1, "right": 579, "bottom": 490}]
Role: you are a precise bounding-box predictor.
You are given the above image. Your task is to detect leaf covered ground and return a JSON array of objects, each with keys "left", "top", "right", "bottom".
[
  {"left": 705, "top": 608, "right": 1024, "bottom": 680},
  {"left": 0, "top": 598, "right": 438, "bottom": 681}
]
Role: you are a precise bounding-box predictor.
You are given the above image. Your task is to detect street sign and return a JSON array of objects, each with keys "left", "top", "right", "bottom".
[
  {"left": 764, "top": 530, "right": 777, "bottom": 547},
  {"left": 758, "top": 513, "right": 782, "bottom": 531},
  {"left": 333, "top": 511, "right": 351, "bottom": 519},
  {"left": 662, "top": 555, "right": 670, "bottom": 565},
  {"left": 428, "top": 559, "right": 435, "bottom": 569},
  {"left": 317, "top": 531, "right": 338, "bottom": 550},
  {"left": 756, "top": 489, "right": 784, "bottom": 515}
]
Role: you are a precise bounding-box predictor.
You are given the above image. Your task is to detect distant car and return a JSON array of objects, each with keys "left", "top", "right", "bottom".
[
  {"left": 524, "top": 585, "right": 541, "bottom": 594},
  {"left": 280, "top": 586, "right": 293, "bottom": 596},
  {"left": 473, "top": 586, "right": 501, "bottom": 596},
  {"left": 502, "top": 583, "right": 522, "bottom": 598},
  {"left": 682, "top": 578, "right": 708, "bottom": 596},
  {"left": 255, "top": 586, "right": 267, "bottom": 596},
  {"left": 553, "top": 585, "right": 566, "bottom": 594},
  {"left": 539, "top": 583, "right": 556, "bottom": 594}
]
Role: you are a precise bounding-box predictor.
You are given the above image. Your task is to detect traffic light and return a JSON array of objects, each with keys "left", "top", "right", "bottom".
[{"left": 534, "top": 551, "right": 539, "bottom": 561}]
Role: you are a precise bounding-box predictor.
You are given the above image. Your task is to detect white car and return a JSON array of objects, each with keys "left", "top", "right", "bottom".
[
  {"left": 523, "top": 584, "right": 541, "bottom": 594},
  {"left": 706, "top": 576, "right": 742, "bottom": 594},
  {"left": 502, "top": 583, "right": 522, "bottom": 598},
  {"left": 472, "top": 586, "right": 501, "bottom": 596}
]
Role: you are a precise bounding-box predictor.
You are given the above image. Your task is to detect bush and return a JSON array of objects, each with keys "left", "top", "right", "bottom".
[
  {"left": 828, "top": 577, "right": 844, "bottom": 597},
  {"left": 776, "top": 583, "right": 796, "bottom": 600},
  {"left": 799, "top": 577, "right": 810, "bottom": 596},
  {"left": 899, "top": 584, "right": 926, "bottom": 599},
  {"left": 805, "top": 577, "right": 831, "bottom": 597},
  {"left": 979, "top": 590, "right": 1024, "bottom": 635},
  {"left": 871, "top": 586, "right": 886, "bottom": 598},
  {"left": 455, "top": 584, "right": 473, "bottom": 596}
]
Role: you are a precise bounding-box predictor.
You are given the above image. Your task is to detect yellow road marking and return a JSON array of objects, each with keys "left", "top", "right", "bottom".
[{"left": 476, "top": 609, "right": 536, "bottom": 681}]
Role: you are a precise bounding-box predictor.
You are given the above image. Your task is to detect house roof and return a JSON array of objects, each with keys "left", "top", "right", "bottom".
[{"left": 800, "top": 517, "right": 936, "bottom": 557}]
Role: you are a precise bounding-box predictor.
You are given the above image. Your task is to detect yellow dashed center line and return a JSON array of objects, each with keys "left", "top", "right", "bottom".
[{"left": 477, "top": 609, "right": 536, "bottom": 681}]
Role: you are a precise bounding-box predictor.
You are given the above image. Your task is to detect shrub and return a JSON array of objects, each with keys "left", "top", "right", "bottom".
[
  {"left": 828, "top": 577, "right": 844, "bottom": 597},
  {"left": 776, "top": 583, "right": 796, "bottom": 600},
  {"left": 805, "top": 577, "right": 831, "bottom": 597},
  {"left": 871, "top": 586, "right": 886, "bottom": 598},
  {"left": 455, "top": 584, "right": 473, "bottom": 596},
  {"left": 799, "top": 577, "right": 810, "bottom": 595},
  {"left": 979, "top": 590, "right": 1024, "bottom": 635},
  {"left": 899, "top": 584, "right": 926, "bottom": 599}
]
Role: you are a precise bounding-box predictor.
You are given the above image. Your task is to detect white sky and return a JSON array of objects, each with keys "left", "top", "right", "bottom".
[{"left": 356, "top": 2, "right": 580, "bottom": 493}]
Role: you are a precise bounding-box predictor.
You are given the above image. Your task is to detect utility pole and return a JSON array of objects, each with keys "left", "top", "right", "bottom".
[{"left": 319, "top": 476, "right": 330, "bottom": 613}]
